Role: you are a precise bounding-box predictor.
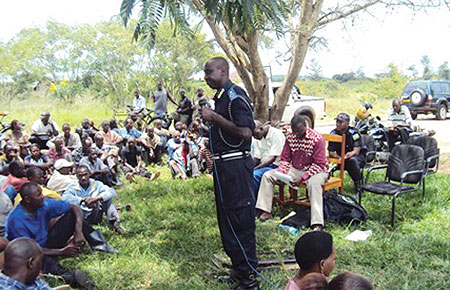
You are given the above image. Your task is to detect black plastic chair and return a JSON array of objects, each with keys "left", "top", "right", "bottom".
[
  {"left": 360, "top": 144, "right": 425, "bottom": 227},
  {"left": 407, "top": 136, "right": 439, "bottom": 197}
]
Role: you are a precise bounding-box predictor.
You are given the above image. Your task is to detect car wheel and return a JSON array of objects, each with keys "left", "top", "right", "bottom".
[
  {"left": 436, "top": 104, "right": 447, "bottom": 120},
  {"left": 410, "top": 89, "right": 427, "bottom": 106},
  {"left": 410, "top": 111, "right": 418, "bottom": 120}
]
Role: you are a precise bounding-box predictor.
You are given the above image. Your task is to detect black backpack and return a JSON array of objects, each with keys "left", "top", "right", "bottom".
[{"left": 323, "top": 190, "right": 368, "bottom": 225}]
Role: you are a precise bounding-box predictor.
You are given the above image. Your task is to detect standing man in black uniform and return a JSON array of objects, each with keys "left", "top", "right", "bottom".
[
  {"left": 328, "top": 112, "right": 364, "bottom": 196},
  {"left": 200, "top": 57, "right": 259, "bottom": 290}
]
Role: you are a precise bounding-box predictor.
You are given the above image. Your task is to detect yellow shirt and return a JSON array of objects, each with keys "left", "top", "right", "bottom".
[{"left": 14, "top": 185, "right": 61, "bottom": 206}]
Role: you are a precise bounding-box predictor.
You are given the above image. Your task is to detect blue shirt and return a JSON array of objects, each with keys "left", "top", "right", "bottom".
[
  {"left": 0, "top": 271, "right": 51, "bottom": 289},
  {"left": 118, "top": 127, "right": 142, "bottom": 140},
  {"left": 167, "top": 138, "right": 182, "bottom": 159},
  {"left": 62, "top": 179, "right": 116, "bottom": 219},
  {"left": 5, "top": 199, "right": 70, "bottom": 247}
]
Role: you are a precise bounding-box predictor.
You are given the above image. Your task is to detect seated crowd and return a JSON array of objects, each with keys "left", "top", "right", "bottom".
[{"left": 0, "top": 96, "right": 380, "bottom": 288}]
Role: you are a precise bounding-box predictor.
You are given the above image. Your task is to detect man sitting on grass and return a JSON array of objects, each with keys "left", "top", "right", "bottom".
[
  {"left": 93, "top": 133, "right": 120, "bottom": 181},
  {"left": 153, "top": 119, "right": 170, "bottom": 150},
  {"left": 121, "top": 137, "right": 160, "bottom": 182},
  {"left": 13, "top": 166, "right": 61, "bottom": 206},
  {"left": 48, "top": 123, "right": 82, "bottom": 151},
  {"left": 71, "top": 138, "right": 93, "bottom": 164},
  {"left": 138, "top": 125, "right": 161, "bottom": 165},
  {"left": 47, "top": 159, "right": 78, "bottom": 194},
  {"left": 0, "top": 143, "right": 22, "bottom": 175},
  {"left": 5, "top": 182, "right": 114, "bottom": 288},
  {"left": 99, "top": 120, "right": 123, "bottom": 146},
  {"left": 1, "top": 160, "right": 27, "bottom": 203},
  {"left": 46, "top": 137, "right": 71, "bottom": 164},
  {"left": 24, "top": 144, "right": 53, "bottom": 172},
  {"left": 119, "top": 118, "right": 142, "bottom": 142},
  {"left": 0, "top": 237, "right": 52, "bottom": 289},
  {"left": 79, "top": 148, "right": 115, "bottom": 187},
  {"left": 62, "top": 165, "right": 125, "bottom": 234},
  {"left": 168, "top": 139, "right": 200, "bottom": 180}
]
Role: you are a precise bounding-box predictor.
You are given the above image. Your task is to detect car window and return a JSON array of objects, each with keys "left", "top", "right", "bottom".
[
  {"left": 431, "top": 82, "right": 442, "bottom": 93},
  {"left": 440, "top": 82, "right": 450, "bottom": 93},
  {"left": 403, "top": 81, "right": 429, "bottom": 95}
]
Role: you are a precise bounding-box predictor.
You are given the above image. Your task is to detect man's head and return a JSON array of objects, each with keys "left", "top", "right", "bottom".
[
  {"left": 204, "top": 57, "right": 229, "bottom": 89},
  {"left": 54, "top": 159, "right": 74, "bottom": 175},
  {"left": 88, "top": 148, "right": 98, "bottom": 162},
  {"left": 127, "top": 136, "right": 137, "bottom": 149},
  {"left": 146, "top": 125, "right": 155, "bottom": 137},
  {"left": 20, "top": 182, "right": 44, "bottom": 208},
  {"left": 40, "top": 112, "right": 50, "bottom": 125},
  {"left": 4, "top": 237, "right": 43, "bottom": 285},
  {"left": 54, "top": 136, "right": 64, "bottom": 151},
  {"left": 30, "top": 144, "right": 41, "bottom": 159},
  {"left": 392, "top": 99, "right": 401, "bottom": 113},
  {"left": 154, "top": 119, "right": 162, "bottom": 130},
  {"left": 101, "top": 120, "right": 110, "bottom": 132},
  {"left": 172, "top": 131, "right": 181, "bottom": 143},
  {"left": 27, "top": 167, "right": 44, "bottom": 185},
  {"left": 11, "top": 120, "right": 21, "bottom": 131},
  {"left": 94, "top": 132, "right": 104, "bottom": 147},
  {"left": 4, "top": 143, "right": 18, "bottom": 160},
  {"left": 125, "top": 118, "right": 134, "bottom": 130},
  {"left": 76, "top": 165, "right": 91, "bottom": 187},
  {"left": 62, "top": 123, "right": 71, "bottom": 136},
  {"left": 175, "top": 121, "right": 183, "bottom": 132},
  {"left": 329, "top": 272, "right": 374, "bottom": 290},
  {"left": 179, "top": 89, "right": 186, "bottom": 98},
  {"left": 156, "top": 81, "right": 162, "bottom": 91},
  {"left": 291, "top": 115, "right": 308, "bottom": 139},
  {"left": 335, "top": 112, "right": 350, "bottom": 132},
  {"left": 9, "top": 160, "right": 26, "bottom": 178},
  {"left": 81, "top": 118, "right": 91, "bottom": 129},
  {"left": 197, "top": 87, "right": 204, "bottom": 97},
  {"left": 294, "top": 231, "right": 336, "bottom": 277},
  {"left": 82, "top": 138, "right": 93, "bottom": 151},
  {"left": 134, "top": 89, "right": 139, "bottom": 97},
  {"left": 253, "top": 120, "right": 267, "bottom": 140}
]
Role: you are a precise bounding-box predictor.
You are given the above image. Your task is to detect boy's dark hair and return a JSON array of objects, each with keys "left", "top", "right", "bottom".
[
  {"left": 329, "top": 272, "right": 373, "bottom": 290},
  {"left": 294, "top": 231, "right": 333, "bottom": 270}
]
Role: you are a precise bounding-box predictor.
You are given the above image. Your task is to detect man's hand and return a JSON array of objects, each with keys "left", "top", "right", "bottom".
[
  {"left": 344, "top": 152, "right": 354, "bottom": 159},
  {"left": 84, "top": 196, "right": 101, "bottom": 207},
  {"left": 290, "top": 176, "right": 304, "bottom": 186},
  {"left": 199, "top": 108, "right": 217, "bottom": 123},
  {"left": 73, "top": 232, "right": 86, "bottom": 249},
  {"left": 59, "top": 244, "right": 81, "bottom": 257}
]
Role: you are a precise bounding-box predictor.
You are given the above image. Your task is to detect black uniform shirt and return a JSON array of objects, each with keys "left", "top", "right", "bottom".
[
  {"left": 210, "top": 81, "right": 254, "bottom": 154},
  {"left": 328, "top": 127, "right": 362, "bottom": 156}
]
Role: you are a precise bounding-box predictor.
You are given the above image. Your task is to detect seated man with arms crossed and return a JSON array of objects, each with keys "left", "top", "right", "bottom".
[
  {"left": 252, "top": 120, "right": 285, "bottom": 196},
  {"left": 62, "top": 165, "right": 125, "bottom": 234},
  {"left": 0, "top": 237, "right": 52, "bottom": 289},
  {"left": 5, "top": 182, "right": 114, "bottom": 288},
  {"left": 256, "top": 115, "right": 328, "bottom": 231}
]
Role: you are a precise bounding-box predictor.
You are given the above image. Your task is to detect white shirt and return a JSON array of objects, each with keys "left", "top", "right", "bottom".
[
  {"left": 387, "top": 106, "right": 413, "bottom": 126},
  {"left": 31, "top": 120, "right": 59, "bottom": 135},
  {"left": 47, "top": 171, "right": 78, "bottom": 194},
  {"left": 133, "top": 95, "right": 146, "bottom": 110},
  {"left": 253, "top": 127, "right": 285, "bottom": 166}
]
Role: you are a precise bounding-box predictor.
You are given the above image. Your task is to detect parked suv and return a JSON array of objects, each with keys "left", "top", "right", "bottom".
[{"left": 401, "top": 80, "right": 450, "bottom": 120}]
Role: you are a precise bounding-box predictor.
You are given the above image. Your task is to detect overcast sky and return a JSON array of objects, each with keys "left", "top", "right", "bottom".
[{"left": 1, "top": 0, "right": 449, "bottom": 78}]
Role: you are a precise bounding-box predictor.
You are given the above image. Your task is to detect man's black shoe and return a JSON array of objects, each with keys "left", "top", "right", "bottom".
[
  {"left": 233, "top": 271, "right": 259, "bottom": 290},
  {"left": 62, "top": 270, "right": 96, "bottom": 289}
]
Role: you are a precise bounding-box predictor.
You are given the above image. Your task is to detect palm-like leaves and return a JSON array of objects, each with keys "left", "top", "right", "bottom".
[{"left": 120, "top": 0, "right": 286, "bottom": 50}]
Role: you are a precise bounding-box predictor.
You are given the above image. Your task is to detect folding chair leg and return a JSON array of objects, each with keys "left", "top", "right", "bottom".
[
  {"left": 391, "top": 196, "right": 396, "bottom": 228},
  {"left": 422, "top": 179, "right": 426, "bottom": 199}
]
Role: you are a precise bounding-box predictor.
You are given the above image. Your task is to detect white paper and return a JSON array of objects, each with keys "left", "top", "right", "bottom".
[
  {"left": 345, "top": 230, "right": 373, "bottom": 242},
  {"left": 273, "top": 171, "right": 298, "bottom": 190}
]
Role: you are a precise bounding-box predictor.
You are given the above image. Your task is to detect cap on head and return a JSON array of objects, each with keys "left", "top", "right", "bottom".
[
  {"left": 335, "top": 112, "right": 350, "bottom": 122},
  {"left": 54, "top": 159, "right": 74, "bottom": 170}
]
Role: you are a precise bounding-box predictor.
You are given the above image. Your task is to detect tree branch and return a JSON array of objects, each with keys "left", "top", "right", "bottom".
[{"left": 317, "top": 0, "right": 381, "bottom": 27}]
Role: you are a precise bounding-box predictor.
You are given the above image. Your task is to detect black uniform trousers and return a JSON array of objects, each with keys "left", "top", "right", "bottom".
[
  {"left": 213, "top": 155, "right": 258, "bottom": 274},
  {"left": 345, "top": 155, "right": 364, "bottom": 184}
]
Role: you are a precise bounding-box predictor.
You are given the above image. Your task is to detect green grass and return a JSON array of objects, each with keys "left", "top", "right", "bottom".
[
  {"left": 42, "top": 168, "right": 449, "bottom": 290},
  {"left": 2, "top": 85, "right": 449, "bottom": 289}
]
